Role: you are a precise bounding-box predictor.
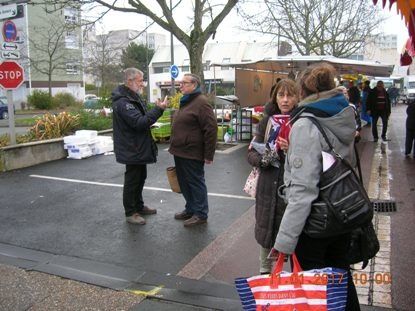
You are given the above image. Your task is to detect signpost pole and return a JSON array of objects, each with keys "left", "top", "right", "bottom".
[
  {"left": 6, "top": 89, "right": 16, "bottom": 145},
  {"left": 169, "top": 0, "right": 175, "bottom": 96}
]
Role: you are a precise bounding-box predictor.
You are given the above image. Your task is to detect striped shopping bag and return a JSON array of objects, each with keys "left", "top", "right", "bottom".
[{"left": 235, "top": 254, "right": 348, "bottom": 311}]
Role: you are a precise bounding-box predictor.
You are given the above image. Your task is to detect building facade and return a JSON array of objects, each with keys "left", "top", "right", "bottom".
[
  {"left": 0, "top": 1, "right": 84, "bottom": 107},
  {"left": 148, "top": 41, "right": 283, "bottom": 102}
]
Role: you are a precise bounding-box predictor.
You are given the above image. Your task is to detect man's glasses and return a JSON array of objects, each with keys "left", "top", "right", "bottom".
[{"left": 180, "top": 81, "right": 194, "bottom": 85}]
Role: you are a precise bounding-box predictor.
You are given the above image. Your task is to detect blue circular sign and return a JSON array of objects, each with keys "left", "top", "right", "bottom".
[
  {"left": 170, "top": 64, "right": 179, "bottom": 79},
  {"left": 3, "top": 20, "right": 17, "bottom": 42}
]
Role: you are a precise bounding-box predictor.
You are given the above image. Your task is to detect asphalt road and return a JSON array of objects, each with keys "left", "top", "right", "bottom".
[{"left": 1, "top": 105, "right": 414, "bottom": 310}]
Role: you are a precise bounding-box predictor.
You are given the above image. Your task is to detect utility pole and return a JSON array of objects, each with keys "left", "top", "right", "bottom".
[
  {"left": 170, "top": 0, "right": 175, "bottom": 96},
  {"left": 145, "top": 17, "right": 150, "bottom": 101}
]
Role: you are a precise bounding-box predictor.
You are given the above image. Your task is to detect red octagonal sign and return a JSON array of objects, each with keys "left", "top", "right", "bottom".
[{"left": 0, "top": 61, "right": 24, "bottom": 89}]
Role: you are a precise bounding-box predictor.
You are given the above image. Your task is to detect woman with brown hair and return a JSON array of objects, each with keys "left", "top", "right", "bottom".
[
  {"left": 271, "top": 63, "right": 360, "bottom": 310},
  {"left": 247, "top": 79, "right": 299, "bottom": 274}
]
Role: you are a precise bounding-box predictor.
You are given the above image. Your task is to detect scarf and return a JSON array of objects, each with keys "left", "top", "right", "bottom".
[{"left": 180, "top": 87, "right": 202, "bottom": 107}]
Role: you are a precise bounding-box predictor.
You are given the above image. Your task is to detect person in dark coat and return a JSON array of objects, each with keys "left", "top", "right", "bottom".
[
  {"left": 169, "top": 73, "right": 218, "bottom": 227},
  {"left": 112, "top": 68, "right": 168, "bottom": 225},
  {"left": 367, "top": 80, "right": 391, "bottom": 142},
  {"left": 247, "top": 79, "right": 299, "bottom": 274},
  {"left": 405, "top": 101, "right": 415, "bottom": 156}
]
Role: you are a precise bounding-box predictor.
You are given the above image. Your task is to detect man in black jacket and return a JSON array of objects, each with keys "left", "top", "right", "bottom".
[
  {"left": 112, "top": 68, "right": 168, "bottom": 225},
  {"left": 367, "top": 80, "right": 391, "bottom": 142}
]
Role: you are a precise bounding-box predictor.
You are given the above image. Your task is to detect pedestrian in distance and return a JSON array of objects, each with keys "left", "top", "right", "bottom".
[
  {"left": 112, "top": 68, "right": 168, "bottom": 225},
  {"left": 169, "top": 73, "right": 218, "bottom": 227},
  {"left": 367, "top": 80, "right": 391, "bottom": 142},
  {"left": 360, "top": 80, "right": 372, "bottom": 126},
  {"left": 387, "top": 84, "right": 399, "bottom": 107},
  {"left": 247, "top": 79, "right": 299, "bottom": 274},
  {"left": 347, "top": 80, "right": 361, "bottom": 110},
  {"left": 270, "top": 63, "right": 361, "bottom": 310},
  {"left": 405, "top": 101, "right": 415, "bottom": 157}
]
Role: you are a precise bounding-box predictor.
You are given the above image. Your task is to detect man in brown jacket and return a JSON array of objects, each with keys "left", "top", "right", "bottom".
[{"left": 169, "top": 73, "right": 217, "bottom": 227}]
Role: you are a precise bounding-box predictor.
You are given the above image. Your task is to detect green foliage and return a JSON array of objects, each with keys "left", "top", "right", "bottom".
[
  {"left": 76, "top": 110, "right": 113, "bottom": 131},
  {"left": 52, "top": 92, "right": 78, "bottom": 109},
  {"left": 214, "top": 86, "right": 234, "bottom": 96},
  {"left": 85, "top": 83, "right": 96, "bottom": 91},
  {"left": 29, "top": 112, "right": 80, "bottom": 140},
  {"left": 121, "top": 42, "right": 155, "bottom": 79},
  {"left": 28, "top": 90, "right": 53, "bottom": 110},
  {"left": 169, "top": 92, "right": 183, "bottom": 109}
]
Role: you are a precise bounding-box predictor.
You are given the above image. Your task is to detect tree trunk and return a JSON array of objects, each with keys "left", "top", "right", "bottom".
[{"left": 189, "top": 36, "right": 205, "bottom": 90}]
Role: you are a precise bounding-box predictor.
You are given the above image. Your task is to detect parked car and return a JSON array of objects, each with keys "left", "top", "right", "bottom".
[{"left": 0, "top": 99, "right": 9, "bottom": 119}]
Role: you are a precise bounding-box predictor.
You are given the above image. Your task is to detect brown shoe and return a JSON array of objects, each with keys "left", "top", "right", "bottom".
[
  {"left": 126, "top": 213, "right": 146, "bottom": 225},
  {"left": 174, "top": 210, "right": 193, "bottom": 220},
  {"left": 183, "top": 215, "right": 207, "bottom": 227},
  {"left": 139, "top": 205, "right": 157, "bottom": 215}
]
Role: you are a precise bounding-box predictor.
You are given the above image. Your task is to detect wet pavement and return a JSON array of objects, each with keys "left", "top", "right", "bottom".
[{"left": 0, "top": 104, "right": 414, "bottom": 310}]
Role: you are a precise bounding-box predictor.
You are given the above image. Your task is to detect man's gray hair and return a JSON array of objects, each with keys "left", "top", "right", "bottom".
[
  {"left": 184, "top": 73, "right": 201, "bottom": 87},
  {"left": 124, "top": 68, "right": 143, "bottom": 82}
]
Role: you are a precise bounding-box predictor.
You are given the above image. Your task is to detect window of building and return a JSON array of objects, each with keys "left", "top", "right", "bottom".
[
  {"left": 221, "top": 58, "right": 231, "bottom": 70},
  {"left": 153, "top": 67, "right": 164, "bottom": 74},
  {"left": 65, "top": 34, "right": 79, "bottom": 49},
  {"left": 204, "top": 60, "right": 211, "bottom": 71},
  {"left": 64, "top": 8, "right": 78, "bottom": 24},
  {"left": 163, "top": 67, "right": 170, "bottom": 73},
  {"left": 66, "top": 63, "right": 79, "bottom": 75}
]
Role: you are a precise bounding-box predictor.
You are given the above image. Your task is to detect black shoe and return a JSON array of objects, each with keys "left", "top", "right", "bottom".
[
  {"left": 374, "top": 138, "right": 378, "bottom": 142},
  {"left": 183, "top": 215, "right": 207, "bottom": 227},
  {"left": 174, "top": 210, "right": 193, "bottom": 220},
  {"left": 381, "top": 137, "right": 390, "bottom": 141},
  {"left": 139, "top": 205, "right": 157, "bottom": 215}
]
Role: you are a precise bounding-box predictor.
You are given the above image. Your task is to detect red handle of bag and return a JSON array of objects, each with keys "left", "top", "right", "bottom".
[{"left": 270, "top": 253, "right": 303, "bottom": 288}]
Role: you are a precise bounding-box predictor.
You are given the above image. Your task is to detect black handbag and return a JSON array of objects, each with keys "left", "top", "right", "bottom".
[
  {"left": 301, "top": 117, "right": 374, "bottom": 238},
  {"left": 348, "top": 221, "right": 380, "bottom": 269}
]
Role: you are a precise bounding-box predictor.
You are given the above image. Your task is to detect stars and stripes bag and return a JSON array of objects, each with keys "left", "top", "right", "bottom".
[{"left": 235, "top": 253, "right": 348, "bottom": 311}]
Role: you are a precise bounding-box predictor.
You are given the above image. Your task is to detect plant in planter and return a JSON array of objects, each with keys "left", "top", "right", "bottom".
[{"left": 30, "top": 112, "right": 80, "bottom": 140}]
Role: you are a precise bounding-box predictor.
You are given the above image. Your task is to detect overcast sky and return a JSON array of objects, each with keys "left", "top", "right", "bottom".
[{"left": 93, "top": 2, "right": 408, "bottom": 52}]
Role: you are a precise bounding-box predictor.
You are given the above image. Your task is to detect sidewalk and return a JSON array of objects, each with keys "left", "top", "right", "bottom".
[{"left": 0, "top": 104, "right": 414, "bottom": 310}]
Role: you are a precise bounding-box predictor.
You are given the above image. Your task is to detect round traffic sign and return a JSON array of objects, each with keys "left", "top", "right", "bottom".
[
  {"left": 170, "top": 64, "right": 179, "bottom": 79},
  {"left": 3, "top": 20, "right": 17, "bottom": 42},
  {"left": 0, "top": 61, "right": 24, "bottom": 89}
]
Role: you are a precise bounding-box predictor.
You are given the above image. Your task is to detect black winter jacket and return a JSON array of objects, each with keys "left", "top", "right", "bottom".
[
  {"left": 112, "top": 85, "right": 164, "bottom": 165},
  {"left": 247, "top": 102, "right": 287, "bottom": 249}
]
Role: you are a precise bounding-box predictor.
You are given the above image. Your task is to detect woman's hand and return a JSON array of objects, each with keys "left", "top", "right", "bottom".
[
  {"left": 277, "top": 137, "right": 289, "bottom": 152},
  {"left": 267, "top": 248, "right": 279, "bottom": 260}
]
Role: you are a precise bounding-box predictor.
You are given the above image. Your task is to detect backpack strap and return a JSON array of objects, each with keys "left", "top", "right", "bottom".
[{"left": 299, "top": 116, "right": 364, "bottom": 185}]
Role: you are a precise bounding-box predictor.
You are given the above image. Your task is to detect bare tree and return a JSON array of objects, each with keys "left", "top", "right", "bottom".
[
  {"left": 83, "top": 31, "right": 123, "bottom": 89},
  {"left": 237, "top": 0, "right": 385, "bottom": 58},
  {"left": 28, "top": 18, "right": 79, "bottom": 96},
  {"left": 43, "top": 0, "right": 239, "bottom": 84}
]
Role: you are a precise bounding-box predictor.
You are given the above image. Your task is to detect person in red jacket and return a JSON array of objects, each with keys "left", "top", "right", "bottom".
[{"left": 169, "top": 74, "right": 218, "bottom": 227}]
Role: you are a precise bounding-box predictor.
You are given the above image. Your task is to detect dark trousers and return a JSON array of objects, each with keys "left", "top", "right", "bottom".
[
  {"left": 371, "top": 113, "right": 389, "bottom": 139},
  {"left": 295, "top": 233, "right": 361, "bottom": 311},
  {"left": 405, "top": 128, "right": 415, "bottom": 155},
  {"left": 123, "top": 164, "right": 147, "bottom": 217},
  {"left": 174, "top": 156, "right": 209, "bottom": 219}
]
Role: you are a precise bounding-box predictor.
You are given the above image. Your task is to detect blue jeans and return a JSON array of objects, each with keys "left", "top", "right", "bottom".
[{"left": 174, "top": 156, "right": 209, "bottom": 219}]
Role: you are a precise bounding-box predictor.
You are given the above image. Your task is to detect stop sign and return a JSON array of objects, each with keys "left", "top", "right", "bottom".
[{"left": 0, "top": 61, "right": 24, "bottom": 89}]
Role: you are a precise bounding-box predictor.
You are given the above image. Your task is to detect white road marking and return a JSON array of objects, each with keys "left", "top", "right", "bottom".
[{"left": 29, "top": 174, "right": 254, "bottom": 201}]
